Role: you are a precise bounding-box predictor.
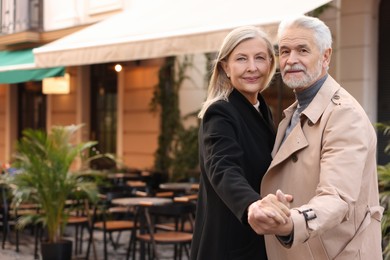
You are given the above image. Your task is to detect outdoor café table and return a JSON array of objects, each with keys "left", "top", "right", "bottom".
[
  {"left": 111, "top": 197, "right": 173, "bottom": 260},
  {"left": 159, "top": 182, "right": 199, "bottom": 194},
  {"left": 107, "top": 172, "right": 141, "bottom": 186},
  {"left": 111, "top": 197, "right": 172, "bottom": 208},
  {"left": 107, "top": 172, "right": 140, "bottom": 179}
]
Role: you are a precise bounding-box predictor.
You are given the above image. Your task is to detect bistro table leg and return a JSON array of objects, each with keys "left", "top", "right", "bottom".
[
  {"left": 127, "top": 206, "right": 139, "bottom": 260},
  {"left": 144, "top": 207, "right": 159, "bottom": 260},
  {"left": 140, "top": 207, "right": 146, "bottom": 260}
]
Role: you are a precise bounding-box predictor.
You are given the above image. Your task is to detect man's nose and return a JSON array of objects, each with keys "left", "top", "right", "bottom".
[{"left": 286, "top": 51, "right": 299, "bottom": 64}]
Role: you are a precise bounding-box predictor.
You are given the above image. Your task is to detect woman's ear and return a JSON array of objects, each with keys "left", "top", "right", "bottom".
[{"left": 221, "top": 61, "right": 229, "bottom": 77}]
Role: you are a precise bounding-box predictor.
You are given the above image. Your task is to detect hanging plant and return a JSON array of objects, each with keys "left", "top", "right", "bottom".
[
  {"left": 150, "top": 56, "right": 177, "bottom": 172},
  {"left": 150, "top": 56, "right": 197, "bottom": 180},
  {"left": 170, "top": 112, "right": 200, "bottom": 181}
]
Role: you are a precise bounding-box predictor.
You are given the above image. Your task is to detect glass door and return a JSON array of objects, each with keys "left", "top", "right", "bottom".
[
  {"left": 90, "top": 63, "right": 118, "bottom": 155},
  {"left": 17, "top": 81, "right": 46, "bottom": 139}
]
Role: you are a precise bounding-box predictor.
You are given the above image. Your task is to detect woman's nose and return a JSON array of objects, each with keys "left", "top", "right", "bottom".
[{"left": 247, "top": 59, "right": 257, "bottom": 71}]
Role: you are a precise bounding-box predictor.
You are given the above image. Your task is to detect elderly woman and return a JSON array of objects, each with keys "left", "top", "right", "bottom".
[{"left": 190, "top": 26, "right": 290, "bottom": 260}]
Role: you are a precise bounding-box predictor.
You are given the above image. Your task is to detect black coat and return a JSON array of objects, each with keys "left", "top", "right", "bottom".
[{"left": 191, "top": 89, "right": 276, "bottom": 260}]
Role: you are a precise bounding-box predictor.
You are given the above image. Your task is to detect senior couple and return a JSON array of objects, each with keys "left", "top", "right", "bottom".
[{"left": 190, "top": 15, "right": 383, "bottom": 260}]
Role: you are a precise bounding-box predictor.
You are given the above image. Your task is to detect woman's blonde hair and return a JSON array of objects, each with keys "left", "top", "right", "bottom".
[{"left": 198, "top": 25, "right": 276, "bottom": 119}]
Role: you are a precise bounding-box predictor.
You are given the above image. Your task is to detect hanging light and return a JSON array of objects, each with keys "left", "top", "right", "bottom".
[{"left": 114, "top": 64, "right": 122, "bottom": 72}]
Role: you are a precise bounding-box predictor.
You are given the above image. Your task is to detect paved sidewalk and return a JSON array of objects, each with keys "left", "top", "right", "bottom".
[{"left": 1, "top": 227, "right": 190, "bottom": 260}]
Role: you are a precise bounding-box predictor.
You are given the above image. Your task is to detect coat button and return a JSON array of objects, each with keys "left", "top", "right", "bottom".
[
  {"left": 331, "top": 94, "right": 341, "bottom": 105},
  {"left": 291, "top": 154, "right": 298, "bottom": 162}
]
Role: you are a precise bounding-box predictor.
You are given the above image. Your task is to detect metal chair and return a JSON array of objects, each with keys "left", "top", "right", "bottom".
[
  {"left": 64, "top": 199, "right": 91, "bottom": 256},
  {"left": 129, "top": 198, "right": 195, "bottom": 260},
  {"left": 86, "top": 190, "right": 137, "bottom": 260}
]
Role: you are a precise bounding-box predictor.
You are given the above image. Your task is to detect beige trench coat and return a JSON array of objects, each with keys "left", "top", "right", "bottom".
[{"left": 261, "top": 75, "right": 383, "bottom": 260}]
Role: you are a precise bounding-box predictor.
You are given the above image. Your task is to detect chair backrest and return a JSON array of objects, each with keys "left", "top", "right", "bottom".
[
  {"left": 148, "top": 202, "right": 195, "bottom": 232},
  {"left": 1, "top": 185, "right": 10, "bottom": 225},
  {"left": 104, "top": 190, "right": 135, "bottom": 202},
  {"left": 149, "top": 202, "right": 195, "bottom": 217}
]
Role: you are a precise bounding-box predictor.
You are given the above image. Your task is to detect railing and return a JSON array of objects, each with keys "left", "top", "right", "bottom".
[{"left": 0, "top": 0, "right": 42, "bottom": 35}]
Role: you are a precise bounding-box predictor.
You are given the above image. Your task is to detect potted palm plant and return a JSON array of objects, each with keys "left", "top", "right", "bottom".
[
  {"left": 377, "top": 122, "right": 390, "bottom": 259},
  {"left": 7, "top": 124, "right": 99, "bottom": 260},
  {"left": 379, "top": 162, "right": 390, "bottom": 260}
]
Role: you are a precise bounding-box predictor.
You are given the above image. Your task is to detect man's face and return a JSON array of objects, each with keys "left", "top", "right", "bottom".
[{"left": 278, "top": 27, "right": 330, "bottom": 91}]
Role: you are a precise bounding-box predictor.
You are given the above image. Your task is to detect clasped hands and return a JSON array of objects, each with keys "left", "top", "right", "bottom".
[{"left": 248, "top": 189, "right": 293, "bottom": 236}]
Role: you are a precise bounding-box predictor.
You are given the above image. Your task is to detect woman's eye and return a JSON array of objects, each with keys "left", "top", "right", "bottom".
[
  {"left": 237, "top": 57, "right": 246, "bottom": 61},
  {"left": 256, "top": 56, "right": 266, "bottom": 61}
]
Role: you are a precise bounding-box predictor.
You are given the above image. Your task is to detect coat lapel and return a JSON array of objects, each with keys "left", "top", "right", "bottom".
[
  {"left": 229, "top": 89, "right": 276, "bottom": 138},
  {"left": 258, "top": 94, "right": 277, "bottom": 135},
  {"left": 269, "top": 121, "right": 309, "bottom": 168},
  {"left": 271, "top": 101, "right": 297, "bottom": 157}
]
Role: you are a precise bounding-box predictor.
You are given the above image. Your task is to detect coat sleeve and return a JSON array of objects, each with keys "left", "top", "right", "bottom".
[
  {"left": 291, "top": 98, "right": 376, "bottom": 245},
  {"left": 201, "top": 102, "right": 260, "bottom": 223}
]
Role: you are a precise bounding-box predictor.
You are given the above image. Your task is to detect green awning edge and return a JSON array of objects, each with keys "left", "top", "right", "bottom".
[
  {"left": 0, "top": 48, "right": 65, "bottom": 84},
  {"left": 0, "top": 49, "right": 35, "bottom": 67},
  {"left": 0, "top": 67, "right": 65, "bottom": 84}
]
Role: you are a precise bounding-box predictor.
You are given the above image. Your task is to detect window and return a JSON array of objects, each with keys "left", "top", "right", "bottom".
[
  {"left": 90, "top": 63, "right": 117, "bottom": 154},
  {"left": 17, "top": 81, "right": 46, "bottom": 139}
]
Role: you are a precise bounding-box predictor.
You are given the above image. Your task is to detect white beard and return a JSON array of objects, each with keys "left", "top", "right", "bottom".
[{"left": 282, "top": 60, "right": 323, "bottom": 89}]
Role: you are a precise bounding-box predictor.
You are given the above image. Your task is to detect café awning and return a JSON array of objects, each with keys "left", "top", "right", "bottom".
[
  {"left": 33, "top": 0, "right": 333, "bottom": 68},
  {"left": 0, "top": 49, "right": 64, "bottom": 84}
]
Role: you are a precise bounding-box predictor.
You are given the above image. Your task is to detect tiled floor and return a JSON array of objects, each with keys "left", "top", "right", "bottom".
[{"left": 1, "top": 227, "right": 190, "bottom": 260}]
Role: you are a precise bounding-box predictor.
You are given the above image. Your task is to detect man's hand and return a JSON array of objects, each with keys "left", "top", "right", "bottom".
[{"left": 248, "top": 190, "right": 294, "bottom": 235}]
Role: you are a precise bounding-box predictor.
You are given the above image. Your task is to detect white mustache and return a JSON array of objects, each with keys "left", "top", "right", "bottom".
[{"left": 283, "top": 64, "right": 306, "bottom": 74}]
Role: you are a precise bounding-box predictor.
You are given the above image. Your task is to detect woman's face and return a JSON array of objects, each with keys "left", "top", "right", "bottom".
[{"left": 222, "top": 37, "right": 272, "bottom": 104}]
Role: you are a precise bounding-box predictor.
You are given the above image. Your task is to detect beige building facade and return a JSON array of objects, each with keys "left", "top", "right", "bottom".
[{"left": 0, "top": 0, "right": 388, "bottom": 169}]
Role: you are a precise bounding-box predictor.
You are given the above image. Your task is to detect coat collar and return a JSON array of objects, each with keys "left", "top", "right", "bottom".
[
  {"left": 300, "top": 75, "right": 341, "bottom": 125},
  {"left": 271, "top": 75, "right": 341, "bottom": 159}
]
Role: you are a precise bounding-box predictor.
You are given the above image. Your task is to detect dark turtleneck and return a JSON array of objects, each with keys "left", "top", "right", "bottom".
[{"left": 284, "top": 74, "right": 328, "bottom": 139}]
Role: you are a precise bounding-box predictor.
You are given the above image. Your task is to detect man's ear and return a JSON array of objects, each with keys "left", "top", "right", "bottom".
[{"left": 323, "top": 48, "right": 332, "bottom": 68}]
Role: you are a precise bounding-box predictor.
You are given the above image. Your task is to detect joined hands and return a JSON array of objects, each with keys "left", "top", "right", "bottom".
[{"left": 248, "top": 189, "right": 294, "bottom": 236}]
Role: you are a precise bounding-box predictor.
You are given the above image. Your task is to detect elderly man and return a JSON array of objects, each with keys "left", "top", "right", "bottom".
[{"left": 248, "top": 15, "right": 383, "bottom": 259}]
